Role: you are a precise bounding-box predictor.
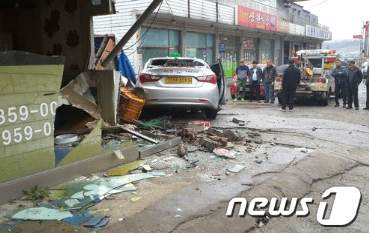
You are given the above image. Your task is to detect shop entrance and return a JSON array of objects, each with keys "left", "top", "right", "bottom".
[{"left": 283, "top": 41, "right": 290, "bottom": 64}]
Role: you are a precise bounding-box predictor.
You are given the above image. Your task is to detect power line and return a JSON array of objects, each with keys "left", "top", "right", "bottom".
[{"left": 122, "top": 0, "right": 163, "bottom": 52}]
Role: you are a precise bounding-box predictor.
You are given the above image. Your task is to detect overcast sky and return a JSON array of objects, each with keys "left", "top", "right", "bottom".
[{"left": 298, "top": 0, "right": 370, "bottom": 41}]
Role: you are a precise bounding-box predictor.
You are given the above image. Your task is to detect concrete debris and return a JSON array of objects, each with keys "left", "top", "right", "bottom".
[
  {"left": 227, "top": 164, "right": 246, "bottom": 173},
  {"left": 213, "top": 148, "right": 236, "bottom": 159},
  {"left": 199, "top": 138, "right": 223, "bottom": 152},
  {"left": 12, "top": 207, "right": 73, "bottom": 221},
  {"left": 223, "top": 129, "right": 241, "bottom": 142},
  {"left": 181, "top": 128, "right": 196, "bottom": 142},
  {"left": 226, "top": 142, "right": 234, "bottom": 149},
  {"left": 231, "top": 117, "right": 245, "bottom": 125},
  {"left": 208, "top": 136, "right": 228, "bottom": 147},
  {"left": 206, "top": 128, "right": 224, "bottom": 137},
  {"left": 177, "top": 143, "right": 188, "bottom": 157},
  {"left": 188, "top": 121, "right": 211, "bottom": 133}
]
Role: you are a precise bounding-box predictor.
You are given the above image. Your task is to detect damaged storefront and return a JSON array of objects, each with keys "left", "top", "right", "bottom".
[{"left": 0, "top": 0, "right": 181, "bottom": 204}]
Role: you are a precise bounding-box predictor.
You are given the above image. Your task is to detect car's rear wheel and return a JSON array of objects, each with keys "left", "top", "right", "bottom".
[{"left": 204, "top": 108, "right": 218, "bottom": 119}]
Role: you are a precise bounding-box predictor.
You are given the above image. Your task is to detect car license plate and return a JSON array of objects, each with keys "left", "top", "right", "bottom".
[{"left": 165, "top": 77, "right": 192, "bottom": 84}]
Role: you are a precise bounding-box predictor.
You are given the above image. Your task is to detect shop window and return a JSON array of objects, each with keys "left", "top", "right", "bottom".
[
  {"left": 242, "top": 38, "right": 257, "bottom": 65},
  {"left": 259, "top": 39, "right": 274, "bottom": 64},
  {"left": 185, "top": 32, "right": 214, "bottom": 64},
  {"left": 220, "top": 36, "right": 240, "bottom": 78},
  {"left": 140, "top": 27, "right": 180, "bottom": 66}
]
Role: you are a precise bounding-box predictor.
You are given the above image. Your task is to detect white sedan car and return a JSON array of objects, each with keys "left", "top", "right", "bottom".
[{"left": 138, "top": 57, "right": 221, "bottom": 119}]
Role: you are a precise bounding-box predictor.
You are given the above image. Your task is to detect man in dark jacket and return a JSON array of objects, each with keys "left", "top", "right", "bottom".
[
  {"left": 262, "top": 60, "right": 277, "bottom": 104},
  {"left": 235, "top": 60, "right": 250, "bottom": 100},
  {"left": 347, "top": 61, "right": 363, "bottom": 110},
  {"left": 364, "top": 65, "right": 369, "bottom": 110},
  {"left": 249, "top": 61, "right": 263, "bottom": 102},
  {"left": 331, "top": 60, "right": 349, "bottom": 108},
  {"left": 281, "top": 60, "right": 301, "bottom": 112}
]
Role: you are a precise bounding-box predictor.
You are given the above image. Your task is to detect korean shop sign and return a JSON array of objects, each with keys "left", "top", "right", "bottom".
[{"left": 238, "top": 5, "right": 277, "bottom": 32}]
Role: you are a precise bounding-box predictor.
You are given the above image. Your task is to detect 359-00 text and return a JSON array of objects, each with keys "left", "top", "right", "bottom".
[{"left": 0, "top": 102, "right": 57, "bottom": 146}]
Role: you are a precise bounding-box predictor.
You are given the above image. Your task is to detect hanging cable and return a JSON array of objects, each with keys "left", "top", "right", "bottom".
[{"left": 122, "top": 0, "right": 163, "bottom": 51}]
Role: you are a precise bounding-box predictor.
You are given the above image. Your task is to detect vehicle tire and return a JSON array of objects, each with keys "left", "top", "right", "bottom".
[
  {"left": 205, "top": 108, "right": 218, "bottom": 119},
  {"left": 231, "top": 94, "right": 236, "bottom": 100}
]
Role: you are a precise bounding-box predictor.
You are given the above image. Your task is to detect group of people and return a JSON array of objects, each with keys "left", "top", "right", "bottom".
[
  {"left": 235, "top": 60, "right": 277, "bottom": 104},
  {"left": 235, "top": 59, "right": 369, "bottom": 112},
  {"left": 235, "top": 59, "right": 300, "bottom": 111},
  {"left": 331, "top": 60, "right": 369, "bottom": 110}
]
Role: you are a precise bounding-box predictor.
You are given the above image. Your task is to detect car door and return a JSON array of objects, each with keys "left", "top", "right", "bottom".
[{"left": 210, "top": 60, "right": 226, "bottom": 105}]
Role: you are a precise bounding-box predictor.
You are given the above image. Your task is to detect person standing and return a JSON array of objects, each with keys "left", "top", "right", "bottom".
[
  {"left": 262, "top": 60, "right": 277, "bottom": 103},
  {"left": 347, "top": 61, "right": 363, "bottom": 110},
  {"left": 364, "top": 65, "right": 369, "bottom": 110},
  {"left": 331, "top": 60, "right": 349, "bottom": 108},
  {"left": 281, "top": 59, "right": 301, "bottom": 112},
  {"left": 249, "top": 61, "right": 263, "bottom": 102},
  {"left": 235, "top": 60, "right": 250, "bottom": 100}
]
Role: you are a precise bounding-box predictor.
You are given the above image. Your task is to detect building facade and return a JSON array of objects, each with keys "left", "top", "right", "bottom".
[{"left": 93, "top": 0, "right": 332, "bottom": 77}]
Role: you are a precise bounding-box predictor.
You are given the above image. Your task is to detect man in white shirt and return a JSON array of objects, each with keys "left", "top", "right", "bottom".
[{"left": 249, "top": 61, "right": 263, "bottom": 102}]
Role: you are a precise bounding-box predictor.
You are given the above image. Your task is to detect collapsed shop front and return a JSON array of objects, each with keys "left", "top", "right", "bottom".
[{"left": 0, "top": 0, "right": 173, "bottom": 204}]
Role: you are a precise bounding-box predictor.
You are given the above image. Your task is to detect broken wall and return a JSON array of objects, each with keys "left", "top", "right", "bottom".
[
  {"left": 0, "top": 51, "right": 64, "bottom": 183},
  {"left": 0, "top": 0, "right": 115, "bottom": 87}
]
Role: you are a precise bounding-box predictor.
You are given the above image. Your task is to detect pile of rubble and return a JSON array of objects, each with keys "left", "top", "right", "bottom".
[{"left": 178, "top": 119, "right": 263, "bottom": 160}]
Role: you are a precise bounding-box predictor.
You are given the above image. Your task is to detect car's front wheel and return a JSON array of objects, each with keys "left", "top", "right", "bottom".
[{"left": 204, "top": 108, "right": 218, "bottom": 119}]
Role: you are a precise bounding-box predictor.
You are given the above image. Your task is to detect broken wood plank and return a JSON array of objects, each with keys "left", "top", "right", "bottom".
[
  {"left": 118, "top": 125, "right": 159, "bottom": 144},
  {"left": 139, "top": 137, "right": 182, "bottom": 159}
]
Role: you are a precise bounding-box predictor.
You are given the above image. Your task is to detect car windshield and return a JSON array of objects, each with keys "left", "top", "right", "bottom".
[
  {"left": 149, "top": 59, "right": 205, "bottom": 67},
  {"left": 307, "top": 58, "right": 323, "bottom": 68}
]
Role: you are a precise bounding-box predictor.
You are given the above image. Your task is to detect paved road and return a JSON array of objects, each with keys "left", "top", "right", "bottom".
[
  {"left": 100, "top": 85, "right": 369, "bottom": 233},
  {"left": 2, "top": 86, "right": 367, "bottom": 233}
]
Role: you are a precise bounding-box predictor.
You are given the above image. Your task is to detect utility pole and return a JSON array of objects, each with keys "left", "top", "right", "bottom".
[{"left": 101, "top": 0, "right": 163, "bottom": 67}]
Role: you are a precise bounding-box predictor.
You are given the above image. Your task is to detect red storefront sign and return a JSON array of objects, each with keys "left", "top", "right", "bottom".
[
  {"left": 238, "top": 5, "right": 277, "bottom": 32},
  {"left": 278, "top": 18, "right": 289, "bottom": 33}
]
